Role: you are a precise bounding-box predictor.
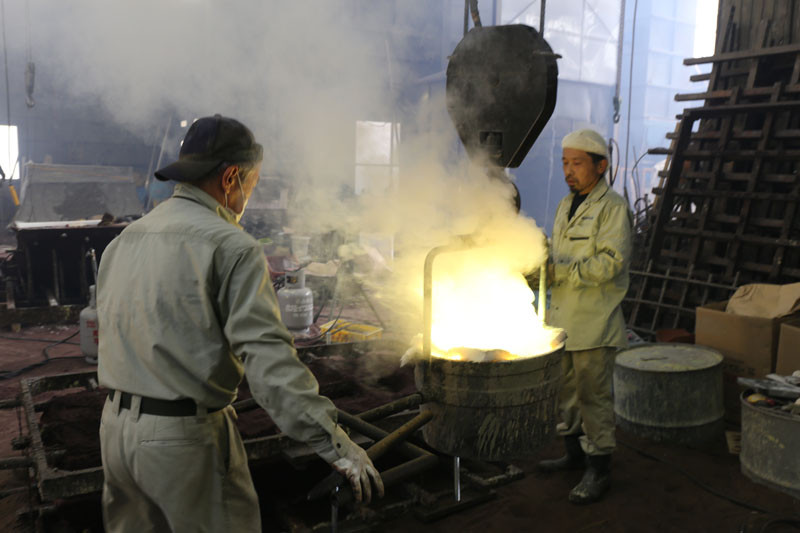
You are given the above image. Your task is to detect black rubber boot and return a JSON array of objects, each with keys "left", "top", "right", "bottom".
[
  {"left": 568, "top": 454, "right": 611, "bottom": 504},
  {"left": 537, "top": 435, "right": 586, "bottom": 473}
]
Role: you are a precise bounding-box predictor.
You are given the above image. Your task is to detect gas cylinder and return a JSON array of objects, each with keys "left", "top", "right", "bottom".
[
  {"left": 277, "top": 270, "right": 314, "bottom": 334},
  {"left": 80, "top": 285, "right": 99, "bottom": 364}
]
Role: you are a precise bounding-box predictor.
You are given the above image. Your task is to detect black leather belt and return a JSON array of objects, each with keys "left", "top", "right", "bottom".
[{"left": 108, "top": 390, "right": 223, "bottom": 417}]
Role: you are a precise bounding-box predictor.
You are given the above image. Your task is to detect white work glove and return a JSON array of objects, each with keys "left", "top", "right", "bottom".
[
  {"left": 331, "top": 441, "right": 385, "bottom": 504},
  {"left": 400, "top": 334, "right": 423, "bottom": 367},
  {"left": 546, "top": 328, "right": 567, "bottom": 350}
]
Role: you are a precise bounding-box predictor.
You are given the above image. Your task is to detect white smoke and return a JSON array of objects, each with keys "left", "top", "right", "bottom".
[{"left": 6, "top": 1, "right": 549, "bottom": 339}]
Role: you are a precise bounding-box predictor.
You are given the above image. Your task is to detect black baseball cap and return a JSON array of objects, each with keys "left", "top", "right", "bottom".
[{"left": 154, "top": 114, "right": 264, "bottom": 182}]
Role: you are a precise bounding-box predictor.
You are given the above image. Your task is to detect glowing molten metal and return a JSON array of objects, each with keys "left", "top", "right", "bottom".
[{"left": 428, "top": 255, "right": 564, "bottom": 362}]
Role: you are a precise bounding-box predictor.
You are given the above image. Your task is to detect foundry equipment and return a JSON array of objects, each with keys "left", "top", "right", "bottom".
[
  {"left": 412, "top": 21, "right": 562, "bottom": 462},
  {"left": 307, "top": 409, "right": 435, "bottom": 505},
  {"left": 613, "top": 343, "right": 725, "bottom": 446},
  {"left": 415, "top": 239, "right": 564, "bottom": 462},
  {"left": 1, "top": 163, "right": 138, "bottom": 327},
  {"left": 415, "top": 350, "right": 562, "bottom": 461},
  {"left": 740, "top": 391, "right": 800, "bottom": 499},
  {"left": 445, "top": 24, "right": 558, "bottom": 173},
  {"left": 7, "top": 362, "right": 525, "bottom": 531},
  {"left": 2, "top": 220, "right": 126, "bottom": 316},
  {"left": 306, "top": 20, "right": 563, "bottom": 524}
]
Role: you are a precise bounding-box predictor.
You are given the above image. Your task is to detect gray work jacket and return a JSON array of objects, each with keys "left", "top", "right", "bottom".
[
  {"left": 97, "top": 183, "right": 348, "bottom": 462},
  {"left": 548, "top": 179, "right": 633, "bottom": 351}
]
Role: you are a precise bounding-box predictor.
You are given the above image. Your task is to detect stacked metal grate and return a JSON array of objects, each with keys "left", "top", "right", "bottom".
[{"left": 626, "top": 8, "right": 800, "bottom": 338}]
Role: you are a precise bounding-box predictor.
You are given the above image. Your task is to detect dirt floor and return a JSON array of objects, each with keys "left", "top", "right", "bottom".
[
  {"left": 382, "top": 433, "right": 800, "bottom": 533},
  {"left": 0, "top": 324, "right": 97, "bottom": 533},
  {"left": 1, "top": 325, "right": 799, "bottom": 532}
]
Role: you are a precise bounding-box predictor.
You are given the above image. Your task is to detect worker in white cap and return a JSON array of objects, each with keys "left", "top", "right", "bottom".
[{"left": 536, "top": 128, "right": 633, "bottom": 504}]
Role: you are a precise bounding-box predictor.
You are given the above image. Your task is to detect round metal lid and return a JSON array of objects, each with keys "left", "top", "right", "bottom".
[{"left": 615, "top": 343, "right": 723, "bottom": 373}]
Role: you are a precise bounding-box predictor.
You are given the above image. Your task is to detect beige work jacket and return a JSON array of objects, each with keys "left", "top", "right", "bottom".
[
  {"left": 97, "top": 183, "right": 348, "bottom": 462},
  {"left": 548, "top": 179, "right": 633, "bottom": 351}
]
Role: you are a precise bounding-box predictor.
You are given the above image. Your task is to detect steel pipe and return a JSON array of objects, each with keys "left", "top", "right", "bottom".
[
  {"left": 372, "top": 454, "right": 439, "bottom": 488},
  {"left": 308, "top": 410, "right": 435, "bottom": 501},
  {"left": 362, "top": 410, "right": 433, "bottom": 460},
  {"left": 236, "top": 394, "right": 423, "bottom": 420},
  {"left": 232, "top": 398, "right": 258, "bottom": 413},
  {"left": 357, "top": 393, "right": 423, "bottom": 422},
  {"left": 538, "top": 263, "right": 546, "bottom": 323},
  {"left": 337, "top": 410, "right": 433, "bottom": 459},
  {"left": 0, "top": 456, "right": 32, "bottom": 469},
  {"left": 423, "top": 236, "right": 478, "bottom": 358},
  {"left": 454, "top": 456, "right": 462, "bottom": 502}
]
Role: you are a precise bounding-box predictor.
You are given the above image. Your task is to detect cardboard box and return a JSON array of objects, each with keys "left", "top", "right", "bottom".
[
  {"left": 695, "top": 301, "right": 790, "bottom": 423},
  {"left": 776, "top": 320, "right": 800, "bottom": 375}
]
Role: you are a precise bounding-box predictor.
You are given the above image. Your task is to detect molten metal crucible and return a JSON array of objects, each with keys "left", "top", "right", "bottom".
[
  {"left": 423, "top": 238, "right": 562, "bottom": 362},
  {"left": 417, "top": 241, "right": 565, "bottom": 460}
]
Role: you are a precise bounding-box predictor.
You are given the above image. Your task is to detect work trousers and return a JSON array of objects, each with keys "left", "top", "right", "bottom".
[
  {"left": 99, "top": 394, "right": 260, "bottom": 532},
  {"left": 556, "top": 346, "right": 617, "bottom": 456}
]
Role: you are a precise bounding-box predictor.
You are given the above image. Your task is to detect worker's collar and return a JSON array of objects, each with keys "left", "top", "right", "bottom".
[
  {"left": 571, "top": 176, "right": 609, "bottom": 204},
  {"left": 172, "top": 182, "right": 242, "bottom": 228}
]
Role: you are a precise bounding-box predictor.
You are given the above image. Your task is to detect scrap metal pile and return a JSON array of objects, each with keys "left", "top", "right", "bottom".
[{"left": 625, "top": 4, "right": 800, "bottom": 338}]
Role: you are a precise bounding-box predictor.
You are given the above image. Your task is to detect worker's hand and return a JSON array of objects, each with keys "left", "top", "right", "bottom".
[
  {"left": 526, "top": 262, "right": 555, "bottom": 289},
  {"left": 400, "top": 334, "right": 423, "bottom": 367},
  {"left": 549, "top": 328, "right": 567, "bottom": 350},
  {"left": 546, "top": 262, "right": 555, "bottom": 286},
  {"left": 400, "top": 346, "right": 421, "bottom": 367},
  {"left": 331, "top": 441, "right": 385, "bottom": 504}
]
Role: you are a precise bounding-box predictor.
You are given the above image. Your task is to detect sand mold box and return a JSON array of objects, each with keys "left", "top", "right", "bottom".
[{"left": 39, "top": 355, "right": 415, "bottom": 471}]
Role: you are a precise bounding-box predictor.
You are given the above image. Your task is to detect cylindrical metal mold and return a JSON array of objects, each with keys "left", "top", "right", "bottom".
[
  {"left": 614, "top": 343, "right": 724, "bottom": 446},
  {"left": 740, "top": 392, "right": 800, "bottom": 499},
  {"left": 414, "top": 345, "right": 563, "bottom": 461}
]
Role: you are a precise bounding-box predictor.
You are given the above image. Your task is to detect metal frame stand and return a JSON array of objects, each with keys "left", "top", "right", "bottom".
[{"left": 454, "top": 456, "right": 461, "bottom": 502}]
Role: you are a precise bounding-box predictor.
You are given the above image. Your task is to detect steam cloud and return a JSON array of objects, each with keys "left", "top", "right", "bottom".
[{"left": 6, "top": 1, "right": 549, "bottom": 340}]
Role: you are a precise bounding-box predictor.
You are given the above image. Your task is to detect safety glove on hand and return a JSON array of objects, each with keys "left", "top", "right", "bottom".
[
  {"left": 400, "top": 333, "right": 423, "bottom": 367},
  {"left": 331, "top": 440, "right": 385, "bottom": 504},
  {"left": 525, "top": 260, "right": 555, "bottom": 289},
  {"left": 546, "top": 261, "right": 555, "bottom": 287}
]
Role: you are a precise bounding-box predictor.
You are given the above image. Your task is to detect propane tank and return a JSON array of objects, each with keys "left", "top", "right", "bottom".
[
  {"left": 277, "top": 269, "right": 314, "bottom": 334},
  {"left": 80, "top": 285, "right": 99, "bottom": 364}
]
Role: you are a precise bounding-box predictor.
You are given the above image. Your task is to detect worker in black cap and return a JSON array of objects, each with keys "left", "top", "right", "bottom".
[{"left": 96, "top": 115, "right": 383, "bottom": 532}]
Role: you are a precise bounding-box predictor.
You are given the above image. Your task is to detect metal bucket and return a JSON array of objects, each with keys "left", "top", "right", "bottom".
[
  {"left": 414, "top": 345, "right": 563, "bottom": 461},
  {"left": 614, "top": 344, "right": 724, "bottom": 446},
  {"left": 740, "top": 392, "right": 800, "bottom": 499}
]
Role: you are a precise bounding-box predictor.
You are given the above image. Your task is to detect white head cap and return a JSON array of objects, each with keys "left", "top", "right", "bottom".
[{"left": 561, "top": 129, "right": 608, "bottom": 159}]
